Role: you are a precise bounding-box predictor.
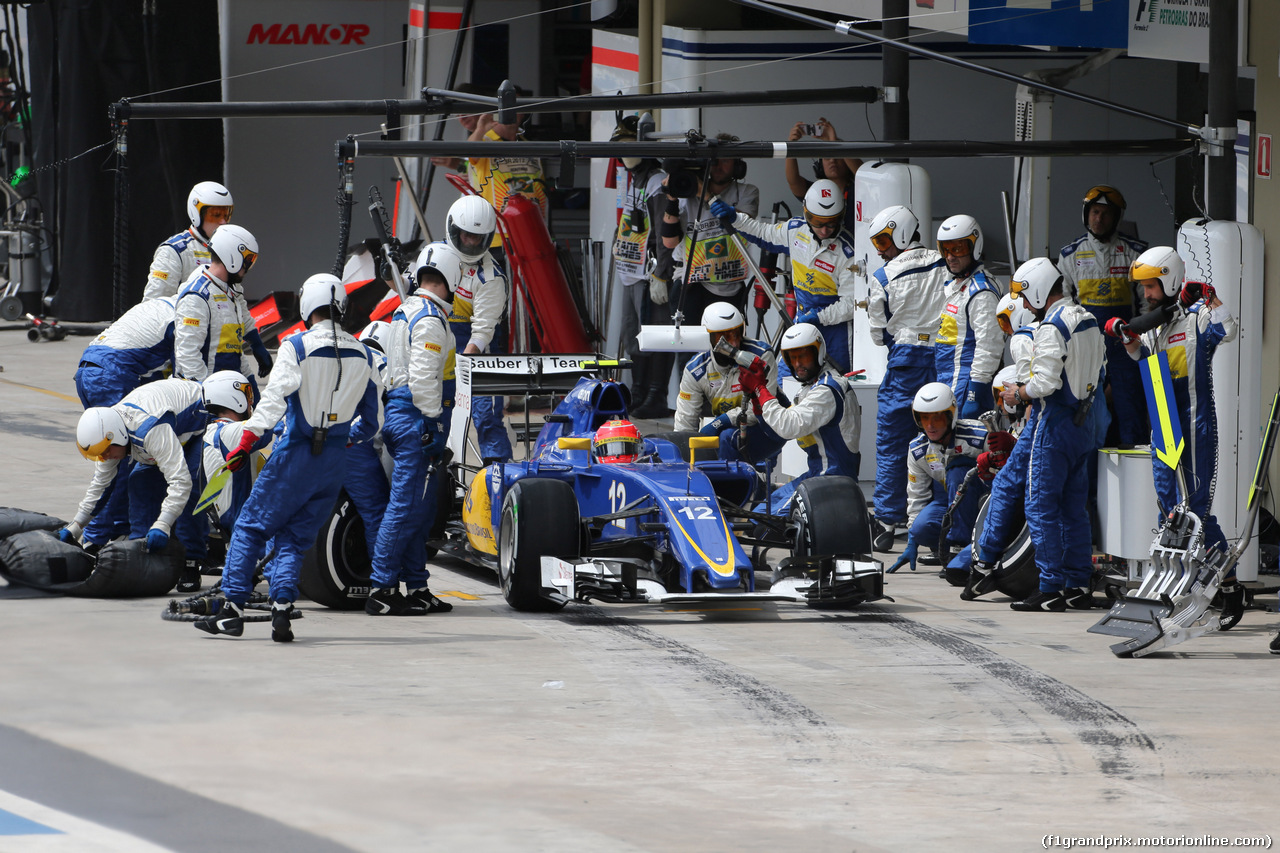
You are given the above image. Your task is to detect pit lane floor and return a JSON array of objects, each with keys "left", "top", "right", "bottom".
[{"left": 1, "top": 328, "right": 1277, "bottom": 853}]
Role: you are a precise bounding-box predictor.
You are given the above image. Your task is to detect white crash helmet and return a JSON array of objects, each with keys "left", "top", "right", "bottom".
[
  {"left": 1130, "top": 245, "right": 1185, "bottom": 298},
  {"left": 414, "top": 241, "right": 465, "bottom": 295},
  {"left": 868, "top": 204, "right": 919, "bottom": 252},
  {"left": 802, "top": 179, "right": 844, "bottom": 233},
  {"left": 445, "top": 195, "right": 497, "bottom": 263},
  {"left": 780, "top": 322, "right": 825, "bottom": 382},
  {"left": 912, "top": 381, "right": 957, "bottom": 431},
  {"left": 992, "top": 364, "right": 1018, "bottom": 396},
  {"left": 187, "top": 181, "right": 233, "bottom": 232},
  {"left": 995, "top": 292, "right": 1034, "bottom": 335},
  {"left": 77, "top": 407, "right": 128, "bottom": 461},
  {"left": 209, "top": 224, "right": 258, "bottom": 277},
  {"left": 701, "top": 301, "right": 745, "bottom": 335},
  {"left": 202, "top": 370, "right": 253, "bottom": 415},
  {"left": 298, "top": 273, "right": 348, "bottom": 322},
  {"left": 1009, "top": 257, "right": 1062, "bottom": 311},
  {"left": 936, "top": 214, "right": 983, "bottom": 262},
  {"left": 357, "top": 320, "right": 392, "bottom": 353}
]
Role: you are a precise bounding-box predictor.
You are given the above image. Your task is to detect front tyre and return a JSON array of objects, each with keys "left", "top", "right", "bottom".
[{"left": 497, "top": 479, "right": 580, "bottom": 612}]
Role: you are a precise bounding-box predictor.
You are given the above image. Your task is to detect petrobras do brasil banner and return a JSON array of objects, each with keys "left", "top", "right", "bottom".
[{"left": 1128, "top": 0, "right": 1246, "bottom": 64}]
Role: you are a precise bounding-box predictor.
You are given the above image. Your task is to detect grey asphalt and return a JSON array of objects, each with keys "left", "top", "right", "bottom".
[{"left": 1, "top": 326, "right": 1277, "bottom": 853}]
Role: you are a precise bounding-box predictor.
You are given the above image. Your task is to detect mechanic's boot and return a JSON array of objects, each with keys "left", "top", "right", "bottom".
[
  {"left": 943, "top": 566, "right": 969, "bottom": 588},
  {"left": 1269, "top": 632, "right": 1280, "bottom": 655},
  {"left": 1216, "top": 582, "right": 1246, "bottom": 631},
  {"left": 270, "top": 600, "right": 296, "bottom": 643},
  {"left": 406, "top": 586, "right": 453, "bottom": 613},
  {"left": 365, "top": 587, "right": 427, "bottom": 616},
  {"left": 175, "top": 559, "right": 202, "bottom": 594},
  {"left": 918, "top": 549, "right": 942, "bottom": 567},
  {"left": 1010, "top": 590, "right": 1066, "bottom": 612},
  {"left": 194, "top": 599, "right": 244, "bottom": 636},
  {"left": 871, "top": 517, "right": 899, "bottom": 553},
  {"left": 960, "top": 558, "right": 999, "bottom": 601},
  {"left": 1062, "top": 586, "right": 1098, "bottom": 610}
]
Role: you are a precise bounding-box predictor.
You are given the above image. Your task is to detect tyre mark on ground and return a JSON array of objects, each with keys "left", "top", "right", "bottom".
[{"left": 852, "top": 608, "right": 1159, "bottom": 779}]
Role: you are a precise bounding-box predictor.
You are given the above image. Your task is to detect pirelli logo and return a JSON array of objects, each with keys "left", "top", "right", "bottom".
[
  {"left": 424, "top": 342, "right": 441, "bottom": 353},
  {"left": 152, "top": 270, "right": 168, "bottom": 280},
  {"left": 183, "top": 318, "right": 201, "bottom": 326}
]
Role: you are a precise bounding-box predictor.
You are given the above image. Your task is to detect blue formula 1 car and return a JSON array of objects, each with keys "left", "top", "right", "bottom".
[{"left": 300, "top": 355, "right": 884, "bottom": 612}]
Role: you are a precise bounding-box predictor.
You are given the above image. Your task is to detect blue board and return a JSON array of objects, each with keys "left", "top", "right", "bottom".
[{"left": 968, "top": 0, "right": 1129, "bottom": 49}]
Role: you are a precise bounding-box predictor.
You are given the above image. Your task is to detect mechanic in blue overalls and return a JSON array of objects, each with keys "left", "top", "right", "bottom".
[
  {"left": 443, "top": 195, "right": 513, "bottom": 465},
  {"left": 195, "top": 275, "right": 382, "bottom": 642},
  {"left": 933, "top": 214, "right": 1002, "bottom": 419},
  {"left": 365, "top": 243, "right": 462, "bottom": 617},
  {"left": 738, "top": 323, "right": 860, "bottom": 514},
  {"left": 673, "top": 301, "right": 783, "bottom": 465}
]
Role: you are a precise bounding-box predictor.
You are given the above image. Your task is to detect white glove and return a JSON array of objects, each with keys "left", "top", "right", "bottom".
[{"left": 649, "top": 275, "right": 669, "bottom": 305}]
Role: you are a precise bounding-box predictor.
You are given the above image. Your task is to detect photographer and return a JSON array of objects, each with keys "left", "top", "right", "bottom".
[{"left": 783, "top": 117, "right": 861, "bottom": 231}]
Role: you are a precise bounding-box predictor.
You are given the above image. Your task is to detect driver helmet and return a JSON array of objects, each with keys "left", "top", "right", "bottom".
[{"left": 593, "top": 419, "right": 642, "bottom": 464}]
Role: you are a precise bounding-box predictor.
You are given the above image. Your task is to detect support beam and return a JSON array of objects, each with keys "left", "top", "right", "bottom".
[{"left": 1207, "top": 0, "right": 1238, "bottom": 220}]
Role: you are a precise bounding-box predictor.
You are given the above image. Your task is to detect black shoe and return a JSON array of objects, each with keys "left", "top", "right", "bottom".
[
  {"left": 1062, "top": 587, "right": 1097, "bottom": 610},
  {"left": 918, "top": 550, "right": 943, "bottom": 567},
  {"left": 271, "top": 600, "right": 296, "bottom": 643},
  {"left": 176, "top": 560, "right": 202, "bottom": 594},
  {"left": 194, "top": 600, "right": 244, "bottom": 636},
  {"left": 200, "top": 563, "right": 224, "bottom": 576},
  {"left": 960, "top": 559, "right": 999, "bottom": 601},
  {"left": 83, "top": 541, "right": 104, "bottom": 558},
  {"left": 1010, "top": 590, "right": 1066, "bottom": 612},
  {"left": 1216, "top": 582, "right": 1245, "bottom": 631},
  {"left": 481, "top": 457, "right": 509, "bottom": 467},
  {"left": 943, "top": 566, "right": 969, "bottom": 587},
  {"left": 871, "top": 517, "right": 900, "bottom": 553},
  {"left": 406, "top": 586, "right": 453, "bottom": 613},
  {"left": 1269, "top": 632, "right": 1280, "bottom": 655},
  {"left": 365, "top": 587, "right": 427, "bottom": 616}
]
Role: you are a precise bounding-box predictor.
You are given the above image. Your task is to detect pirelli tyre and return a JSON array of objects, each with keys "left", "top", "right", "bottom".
[
  {"left": 497, "top": 478, "right": 580, "bottom": 612},
  {"left": 790, "top": 476, "right": 873, "bottom": 558},
  {"left": 970, "top": 494, "right": 1038, "bottom": 601},
  {"left": 299, "top": 491, "right": 372, "bottom": 610}
]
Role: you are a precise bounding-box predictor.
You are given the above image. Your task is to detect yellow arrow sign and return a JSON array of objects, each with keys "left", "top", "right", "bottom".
[{"left": 1140, "top": 351, "right": 1184, "bottom": 471}]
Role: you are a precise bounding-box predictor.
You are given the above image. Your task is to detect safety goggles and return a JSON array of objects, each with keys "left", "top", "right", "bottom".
[
  {"left": 241, "top": 250, "right": 259, "bottom": 273},
  {"left": 1009, "top": 279, "right": 1027, "bottom": 299},
  {"left": 806, "top": 213, "right": 841, "bottom": 233},
  {"left": 1129, "top": 260, "right": 1164, "bottom": 283},
  {"left": 938, "top": 239, "right": 972, "bottom": 259},
  {"left": 870, "top": 230, "right": 895, "bottom": 251},
  {"left": 996, "top": 313, "right": 1015, "bottom": 337},
  {"left": 201, "top": 205, "right": 233, "bottom": 223},
  {"left": 594, "top": 438, "right": 641, "bottom": 460},
  {"left": 78, "top": 437, "right": 119, "bottom": 462}
]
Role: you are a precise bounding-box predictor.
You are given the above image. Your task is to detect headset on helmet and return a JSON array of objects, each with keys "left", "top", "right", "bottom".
[
  {"left": 868, "top": 204, "right": 919, "bottom": 252},
  {"left": 414, "top": 242, "right": 465, "bottom": 296},
  {"left": 995, "top": 292, "right": 1035, "bottom": 335},
  {"left": 1081, "top": 185, "right": 1126, "bottom": 230},
  {"left": 701, "top": 302, "right": 745, "bottom": 335},
  {"left": 202, "top": 370, "right": 253, "bottom": 415},
  {"left": 912, "top": 381, "right": 957, "bottom": 432},
  {"left": 187, "top": 181, "right": 233, "bottom": 233},
  {"left": 299, "top": 273, "right": 348, "bottom": 322},
  {"left": 1130, "top": 245, "right": 1185, "bottom": 298},
  {"left": 358, "top": 320, "right": 392, "bottom": 353},
  {"left": 937, "top": 214, "right": 983, "bottom": 262},
  {"left": 446, "top": 195, "right": 497, "bottom": 263},
  {"left": 208, "top": 224, "right": 258, "bottom": 277},
  {"left": 803, "top": 179, "right": 845, "bottom": 234},
  {"left": 780, "top": 322, "right": 825, "bottom": 382},
  {"left": 1008, "top": 257, "right": 1062, "bottom": 311},
  {"left": 593, "top": 419, "right": 643, "bottom": 464},
  {"left": 77, "top": 407, "right": 128, "bottom": 461}
]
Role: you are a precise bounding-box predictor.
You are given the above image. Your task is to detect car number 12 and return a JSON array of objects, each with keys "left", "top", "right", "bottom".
[
  {"left": 608, "top": 480, "right": 627, "bottom": 528},
  {"left": 676, "top": 505, "right": 714, "bottom": 521}
]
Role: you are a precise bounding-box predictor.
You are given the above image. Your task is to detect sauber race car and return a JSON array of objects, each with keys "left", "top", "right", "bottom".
[{"left": 300, "top": 355, "right": 884, "bottom": 612}]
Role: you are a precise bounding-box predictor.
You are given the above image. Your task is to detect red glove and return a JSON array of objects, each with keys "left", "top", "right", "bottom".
[
  {"left": 745, "top": 356, "right": 768, "bottom": 377},
  {"left": 1180, "top": 280, "right": 1215, "bottom": 308},
  {"left": 986, "top": 431, "right": 1016, "bottom": 456},
  {"left": 225, "top": 429, "right": 260, "bottom": 472},
  {"left": 1103, "top": 317, "right": 1135, "bottom": 343},
  {"left": 739, "top": 365, "right": 767, "bottom": 396},
  {"left": 976, "top": 450, "right": 1009, "bottom": 482}
]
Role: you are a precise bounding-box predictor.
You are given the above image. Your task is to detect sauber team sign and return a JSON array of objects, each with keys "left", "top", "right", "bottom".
[{"left": 246, "top": 23, "right": 370, "bottom": 45}]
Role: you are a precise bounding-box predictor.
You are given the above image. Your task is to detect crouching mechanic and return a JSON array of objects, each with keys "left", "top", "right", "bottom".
[
  {"left": 1004, "top": 258, "right": 1108, "bottom": 613},
  {"left": 62, "top": 375, "right": 243, "bottom": 586},
  {"left": 739, "top": 323, "right": 860, "bottom": 514},
  {"left": 890, "top": 383, "right": 1009, "bottom": 578},
  {"left": 1123, "top": 246, "right": 1242, "bottom": 620},
  {"left": 674, "top": 302, "right": 783, "bottom": 464},
  {"left": 710, "top": 180, "right": 858, "bottom": 374},
  {"left": 196, "top": 275, "right": 382, "bottom": 641},
  {"left": 366, "top": 243, "right": 462, "bottom": 616}
]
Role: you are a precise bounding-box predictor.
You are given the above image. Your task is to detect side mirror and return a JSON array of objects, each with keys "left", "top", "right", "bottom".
[{"left": 687, "top": 435, "right": 719, "bottom": 464}]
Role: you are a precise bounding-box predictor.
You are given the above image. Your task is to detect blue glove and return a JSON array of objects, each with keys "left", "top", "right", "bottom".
[
  {"left": 57, "top": 527, "right": 77, "bottom": 544},
  {"left": 246, "top": 329, "right": 274, "bottom": 378},
  {"left": 698, "top": 414, "right": 733, "bottom": 437},
  {"left": 145, "top": 527, "right": 169, "bottom": 553},
  {"left": 422, "top": 419, "right": 448, "bottom": 457},
  {"left": 794, "top": 308, "right": 821, "bottom": 327},
  {"left": 887, "top": 534, "right": 919, "bottom": 573},
  {"left": 709, "top": 199, "right": 736, "bottom": 221}
]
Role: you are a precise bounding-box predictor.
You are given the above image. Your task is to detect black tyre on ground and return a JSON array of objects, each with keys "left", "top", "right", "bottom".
[
  {"left": 497, "top": 478, "right": 580, "bottom": 611},
  {"left": 970, "top": 494, "right": 1038, "bottom": 601},
  {"left": 791, "top": 476, "right": 873, "bottom": 558},
  {"left": 299, "top": 491, "right": 372, "bottom": 610}
]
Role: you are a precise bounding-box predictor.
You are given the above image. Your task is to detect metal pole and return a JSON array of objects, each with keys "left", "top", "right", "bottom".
[
  {"left": 882, "top": 0, "right": 909, "bottom": 145},
  {"left": 415, "top": 0, "right": 475, "bottom": 237},
  {"left": 1207, "top": 0, "right": 1238, "bottom": 220}
]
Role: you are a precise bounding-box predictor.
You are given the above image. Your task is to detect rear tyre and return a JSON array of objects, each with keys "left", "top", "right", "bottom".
[
  {"left": 299, "top": 492, "right": 372, "bottom": 610},
  {"left": 970, "top": 494, "right": 1038, "bottom": 601},
  {"left": 790, "top": 476, "right": 873, "bottom": 559},
  {"left": 497, "top": 479, "right": 580, "bottom": 611}
]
